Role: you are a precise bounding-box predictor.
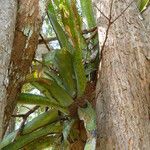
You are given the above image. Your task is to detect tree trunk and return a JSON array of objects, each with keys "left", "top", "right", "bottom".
[
  {"left": 93, "top": 0, "right": 150, "bottom": 149},
  {"left": 142, "top": 5, "right": 150, "bottom": 145},
  {"left": 0, "top": 0, "right": 17, "bottom": 139},
  {"left": 2, "top": 0, "right": 50, "bottom": 137},
  {"left": 143, "top": 6, "right": 150, "bottom": 35}
]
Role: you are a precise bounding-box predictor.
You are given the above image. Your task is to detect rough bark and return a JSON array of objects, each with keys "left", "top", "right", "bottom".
[
  {"left": 142, "top": 5, "right": 150, "bottom": 128},
  {"left": 2, "top": 0, "right": 50, "bottom": 137},
  {"left": 0, "top": 0, "right": 17, "bottom": 139},
  {"left": 142, "top": 6, "right": 150, "bottom": 35},
  {"left": 93, "top": 0, "right": 150, "bottom": 149}
]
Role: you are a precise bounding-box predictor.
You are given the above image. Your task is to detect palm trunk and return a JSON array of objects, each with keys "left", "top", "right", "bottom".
[
  {"left": 0, "top": 0, "right": 17, "bottom": 139},
  {"left": 93, "top": 0, "right": 150, "bottom": 149}
]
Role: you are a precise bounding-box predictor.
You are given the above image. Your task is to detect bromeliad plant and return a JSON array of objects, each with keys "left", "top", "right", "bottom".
[{"left": 0, "top": 0, "right": 98, "bottom": 149}]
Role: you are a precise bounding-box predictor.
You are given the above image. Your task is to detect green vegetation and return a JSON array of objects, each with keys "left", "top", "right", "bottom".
[
  {"left": 1, "top": 0, "right": 148, "bottom": 149},
  {"left": 0, "top": 0, "right": 98, "bottom": 149}
]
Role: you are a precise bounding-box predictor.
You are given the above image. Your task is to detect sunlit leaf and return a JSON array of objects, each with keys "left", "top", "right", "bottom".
[
  {"left": 2, "top": 123, "right": 62, "bottom": 150},
  {"left": 60, "top": 0, "right": 86, "bottom": 49},
  {"left": 23, "top": 110, "right": 58, "bottom": 134},
  {"left": 28, "top": 78, "right": 74, "bottom": 107},
  {"left": 138, "top": 0, "right": 149, "bottom": 12},
  {"left": 48, "top": 4, "right": 74, "bottom": 54},
  {"left": 0, "top": 111, "right": 58, "bottom": 149},
  {"left": 18, "top": 93, "right": 69, "bottom": 114},
  {"left": 79, "top": 0, "right": 96, "bottom": 28}
]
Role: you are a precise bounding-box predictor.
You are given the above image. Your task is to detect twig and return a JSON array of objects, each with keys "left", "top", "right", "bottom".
[
  {"left": 82, "top": 26, "right": 97, "bottom": 34},
  {"left": 12, "top": 114, "right": 25, "bottom": 117},
  {"left": 38, "top": 27, "right": 97, "bottom": 44},
  {"left": 91, "top": 42, "right": 99, "bottom": 51},
  {"left": 95, "top": 0, "right": 134, "bottom": 62},
  {"left": 21, "top": 105, "right": 31, "bottom": 110},
  {"left": 86, "top": 29, "right": 98, "bottom": 43},
  {"left": 33, "top": 58, "right": 59, "bottom": 75},
  {"left": 94, "top": 4, "right": 109, "bottom": 21},
  {"left": 33, "top": 59, "right": 45, "bottom": 66},
  {"left": 111, "top": 1, "right": 134, "bottom": 24},
  {"left": 40, "top": 34, "right": 51, "bottom": 51},
  {"left": 97, "top": 0, "right": 114, "bottom": 61},
  {"left": 39, "top": 36, "right": 57, "bottom": 44},
  {"left": 14, "top": 106, "right": 39, "bottom": 136},
  {"left": 33, "top": 58, "right": 50, "bottom": 69}
]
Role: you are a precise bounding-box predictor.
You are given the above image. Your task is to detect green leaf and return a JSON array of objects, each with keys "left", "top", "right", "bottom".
[
  {"left": 44, "top": 68, "right": 65, "bottom": 89},
  {"left": 55, "top": 48, "right": 76, "bottom": 97},
  {"left": 23, "top": 110, "right": 58, "bottom": 134},
  {"left": 42, "top": 50, "right": 57, "bottom": 65},
  {"left": 61, "top": 119, "right": 74, "bottom": 150},
  {"left": 0, "top": 111, "right": 58, "bottom": 149},
  {"left": 46, "top": 79, "right": 74, "bottom": 106},
  {"left": 0, "top": 131, "right": 17, "bottom": 149},
  {"left": 79, "top": 0, "right": 96, "bottom": 28},
  {"left": 138, "top": 0, "right": 149, "bottom": 12},
  {"left": 29, "top": 78, "right": 74, "bottom": 107},
  {"left": 23, "top": 135, "right": 61, "bottom": 150},
  {"left": 78, "top": 102, "right": 97, "bottom": 150},
  {"left": 48, "top": 1, "right": 87, "bottom": 98},
  {"left": 31, "top": 82, "right": 57, "bottom": 103},
  {"left": 48, "top": 5, "right": 74, "bottom": 54},
  {"left": 85, "top": 63, "right": 97, "bottom": 75},
  {"left": 63, "top": 120, "right": 74, "bottom": 141},
  {"left": 60, "top": 0, "right": 86, "bottom": 49},
  {"left": 2, "top": 123, "right": 62, "bottom": 150},
  {"left": 84, "top": 138, "right": 97, "bottom": 150},
  {"left": 73, "top": 48, "right": 87, "bottom": 97},
  {"left": 18, "top": 93, "right": 69, "bottom": 114}
]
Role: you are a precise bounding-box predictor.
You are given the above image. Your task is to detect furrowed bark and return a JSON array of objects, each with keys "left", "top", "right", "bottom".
[
  {"left": 142, "top": 5, "right": 150, "bottom": 141},
  {"left": 142, "top": 5, "right": 150, "bottom": 35},
  {"left": 0, "top": 0, "right": 17, "bottom": 139},
  {"left": 2, "top": 0, "right": 50, "bottom": 137},
  {"left": 94, "top": 0, "right": 150, "bottom": 149}
]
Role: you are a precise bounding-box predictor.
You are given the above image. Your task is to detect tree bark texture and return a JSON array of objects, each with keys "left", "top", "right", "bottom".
[
  {"left": 93, "top": 0, "right": 150, "bottom": 149},
  {"left": 2, "top": 0, "right": 50, "bottom": 137},
  {"left": 0, "top": 0, "right": 17, "bottom": 139},
  {"left": 142, "top": 6, "right": 150, "bottom": 35},
  {"left": 142, "top": 6, "right": 150, "bottom": 134}
]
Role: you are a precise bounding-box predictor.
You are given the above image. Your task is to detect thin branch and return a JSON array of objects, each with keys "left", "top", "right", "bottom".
[
  {"left": 111, "top": 1, "right": 134, "bottom": 24},
  {"left": 90, "top": 42, "right": 99, "bottom": 51},
  {"left": 14, "top": 106, "right": 40, "bottom": 136},
  {"left": 12, "top": 114, "right": 25, "bottom": 117},
  {"left": 39, "top": 36, "right": 57, "bottom": 44},
  {"left": 82, "top": 26, "right": 97, "bottom": 34},
  {"left": 33, "top": 59, "right": 45, "bottom": 66},
  {"left": 40, "top": 34, "right": 51, "bottom": 51},
  {"left": 38, "top": 27, "right": 97, "bottom": 44},
  {"left": 86, "top": 29, "right": 98, "bottom": 43},
  {"left": 100, "top": 24, "right": 111, "bottom": 61},
  {"left": 94, "top": 4, "right": 109, "bottom": 21},
  {"left": 33, "top": 58, "right": 59, "bottom": 75},
  {"left": 95, "top": 0, "right": 134, "bottom": 62},
  {"left": 21, "top": 105, "right": 31, "bottom": 110},
  {"left": 33, "top": 58, "right": 50, "bottom": 70},
  {"left": 98, "top": 0, "right": 113, "bottom": 61}
]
